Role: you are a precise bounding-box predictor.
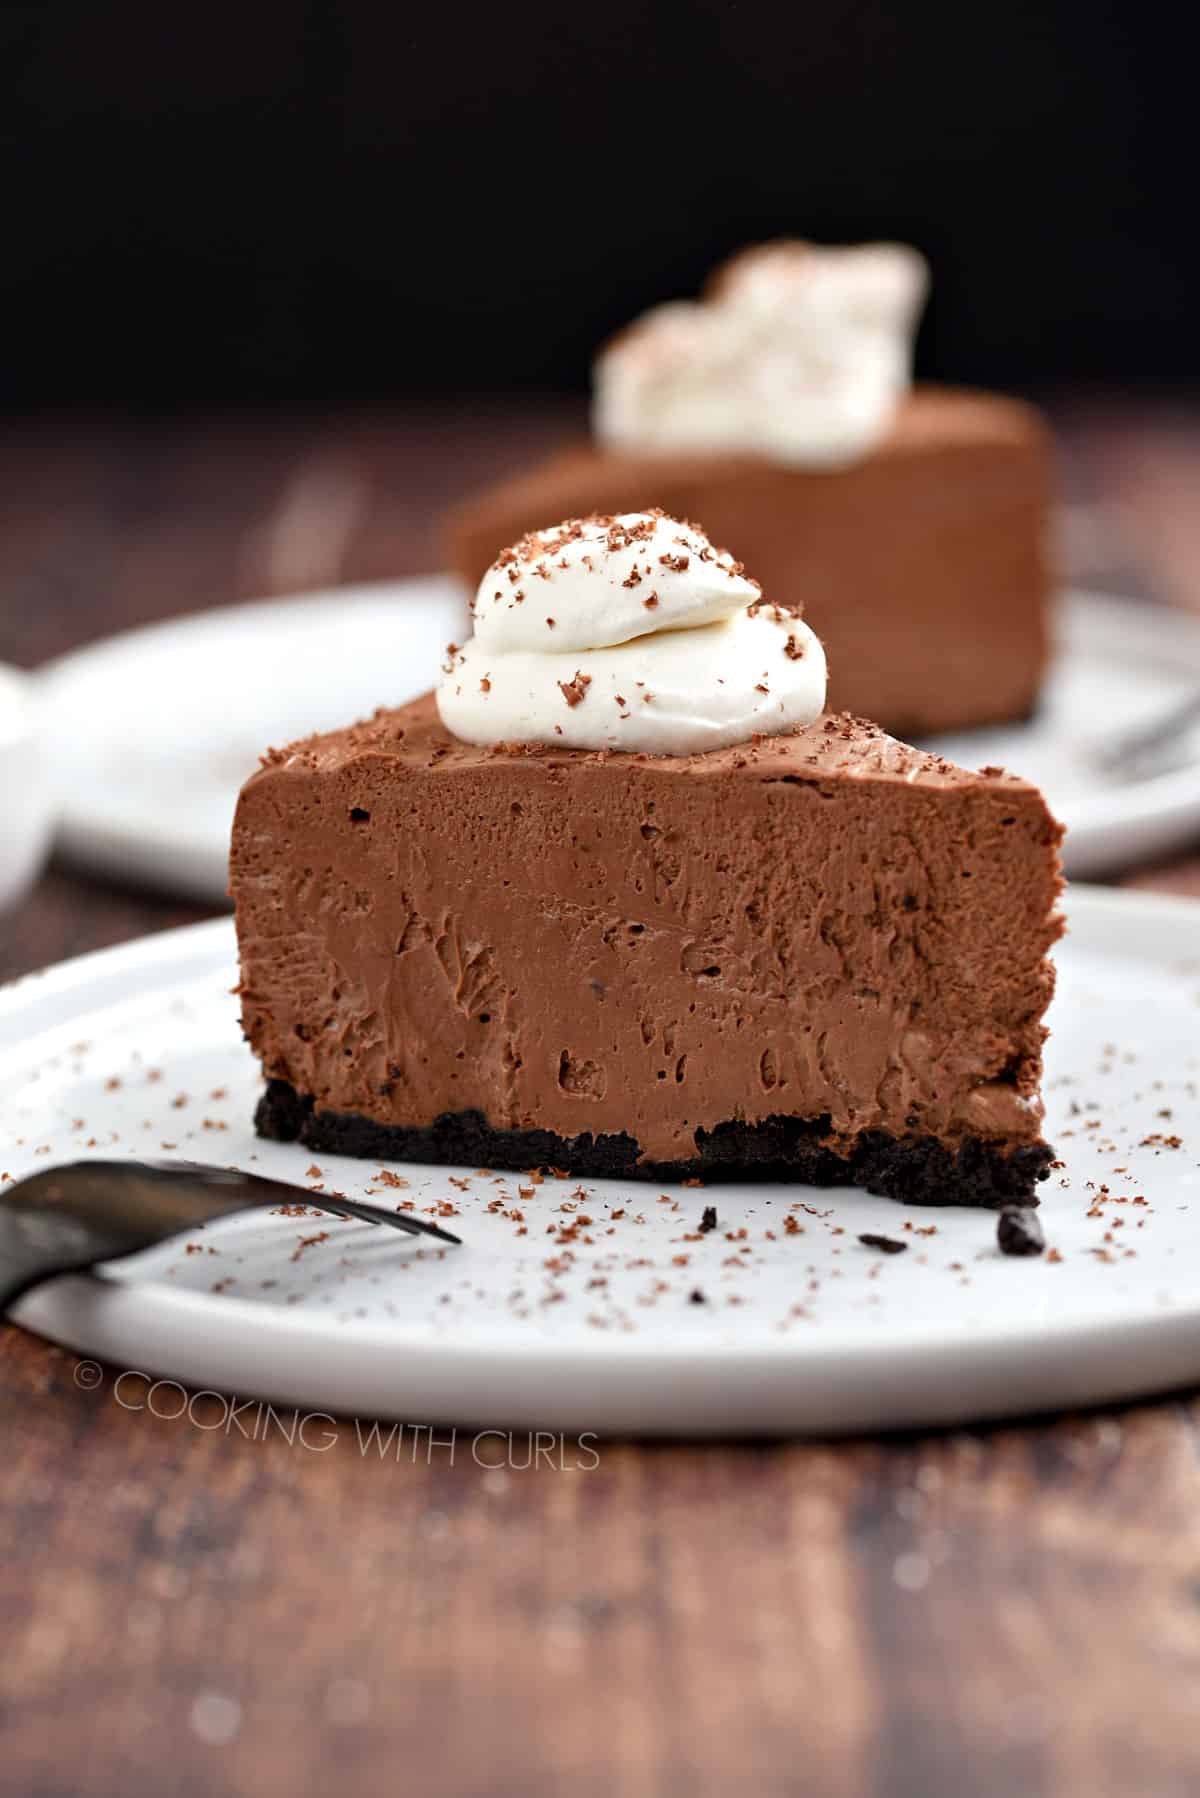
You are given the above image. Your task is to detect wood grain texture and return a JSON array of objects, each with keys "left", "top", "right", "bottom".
[
  {"left": 1, "top": 399, "right": 1199, "bottom": 1797},
  {"left": 5, "top": 1322, "right": 1200, "bottom": 1798}
]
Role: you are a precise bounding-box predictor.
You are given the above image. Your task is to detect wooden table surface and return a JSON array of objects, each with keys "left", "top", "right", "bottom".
[{"left": 2, "top": 398, "right": 1199, "bottom": 1798}]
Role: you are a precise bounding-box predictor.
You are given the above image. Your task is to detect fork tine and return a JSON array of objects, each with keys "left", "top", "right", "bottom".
[
  {"left": 1, "top": 1160, "right": 465, "bottom": 1315},
  {"left": 308, "top": 1194, "right": 461, "bottom": 1245}
]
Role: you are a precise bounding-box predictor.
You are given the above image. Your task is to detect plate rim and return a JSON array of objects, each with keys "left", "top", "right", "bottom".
[
  {"left": 39, "top": 573, "right": 463, "bottom": 899},
  {"left": 40, "top": 572, "right": 459, "bottom": 684}
]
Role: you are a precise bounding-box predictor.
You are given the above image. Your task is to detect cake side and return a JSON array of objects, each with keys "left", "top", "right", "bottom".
[
  {"left": 442, "top": 387, "right": 1053, "bottom": 739},
  {"left": 232, "top": 697, "right": 1063, "bottom": 1204}
]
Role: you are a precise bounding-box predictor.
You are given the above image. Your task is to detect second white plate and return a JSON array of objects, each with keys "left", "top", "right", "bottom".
[
  {"left": 40, "top": 581, "right": 1200, "bottom": 898},
  {"left": 42, "top": 576, "right": 467, "bottom": 900}
]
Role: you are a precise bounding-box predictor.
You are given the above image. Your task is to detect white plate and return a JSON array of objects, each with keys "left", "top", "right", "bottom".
[
  {"left": 925, "top": 591, "right": 1200, "bottom": 879},
  {"left": 42, "top": 577, "right": 468, "bottom": 901},
  {"left": 0, "top": 662, "right": 56, "bottom": 911},
  {"left": 41, "top": 583, "right": 1200, "bottom": 899},
  {"left": 3, "top": 887, "right": 1199, "bottom": 1437}
]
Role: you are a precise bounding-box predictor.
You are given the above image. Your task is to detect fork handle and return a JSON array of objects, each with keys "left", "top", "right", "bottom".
[{"left": 0, "top": 1208, "right": 127, "bottom": 1313}]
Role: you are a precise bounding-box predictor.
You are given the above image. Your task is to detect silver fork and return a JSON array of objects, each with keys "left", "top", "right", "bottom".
[
  {"left": 0, "top": 1159, "right": 461, "bottom": 1314},
  {"left": 1091, "top": 690, "right": 1200, "bottom": 784}
]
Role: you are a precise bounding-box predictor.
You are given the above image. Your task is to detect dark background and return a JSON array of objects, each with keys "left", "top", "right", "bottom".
[{"left": 2, "top": 0, "right": 1192, "bottom": 405}]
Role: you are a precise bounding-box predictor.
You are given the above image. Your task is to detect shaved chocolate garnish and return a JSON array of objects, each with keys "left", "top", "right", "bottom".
[
  {"left": 558, "top": 672, "right": 592, "bottom": 708},
  {"left": 858, "top": 1232, "right": 907, "bottom": 1254},
  {"left": 698, "top": 1204, "right": 718, "bottom": 1233},
  {"left": 642, "top": 592, "right": 659, "bottom": 610},
  {"left": 659, "top": 553, "right": 690, "bottom": 572},
  {"left": 689, "top": 1288, "right": 707, "bottom": 1304},
  {"left": 604, "top": 513, "right": 660, "bottom": 554},
  {"left": 784, "top": 634, "right": 805, "bottom": 660}
]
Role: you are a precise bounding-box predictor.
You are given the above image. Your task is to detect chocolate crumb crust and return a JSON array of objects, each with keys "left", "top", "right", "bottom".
[
  {"left": 858, "top": 1232, "right": 908, "bottom": 1254},
  {"left": 255, "top": 1081, "right": 1052, "bottom": 1209},
  {"left": 997, "top": 1205, "right": 1046, "bottom": 1256}
]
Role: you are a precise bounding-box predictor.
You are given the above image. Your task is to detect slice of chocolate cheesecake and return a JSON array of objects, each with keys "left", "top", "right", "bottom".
[
  {"left": 233, "top": 701, "right": 1063, "bottom": 1207},
  {"left": 445, "top": 241, "right": 1054, "bottom": 740},
  {"left": 445, "top": 387, "right": 1052, "bottom": 739}
]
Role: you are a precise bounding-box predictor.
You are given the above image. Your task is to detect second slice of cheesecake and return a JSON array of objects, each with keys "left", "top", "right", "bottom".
[{"left": 445, "top": 387, "right": 1052, "bottom": 740}]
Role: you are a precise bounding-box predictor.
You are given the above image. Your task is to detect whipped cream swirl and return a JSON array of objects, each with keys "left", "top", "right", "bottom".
[
  {"left": 594, "top": 240, "right": 928, "bottom": 469},
  {"left": 437, "top": 512, "right": 826, "bottom": 755}
]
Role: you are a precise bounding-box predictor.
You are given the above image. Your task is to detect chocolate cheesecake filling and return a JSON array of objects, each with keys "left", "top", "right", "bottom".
[{"left": 232, "top": 697, "right": 1064, "bottom": 1206}]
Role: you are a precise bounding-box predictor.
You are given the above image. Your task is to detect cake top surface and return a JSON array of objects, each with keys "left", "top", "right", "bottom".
[{"left": 255, "top": 691, "right": 1046, "bottom": 800}]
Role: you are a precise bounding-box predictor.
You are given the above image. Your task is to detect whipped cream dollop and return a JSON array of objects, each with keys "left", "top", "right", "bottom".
[
  {"left": 437, "top": 512, "right": 826, "bottom": 755},
  {"left": 594, "top": 240, "right": 928, "bottom": 469}
]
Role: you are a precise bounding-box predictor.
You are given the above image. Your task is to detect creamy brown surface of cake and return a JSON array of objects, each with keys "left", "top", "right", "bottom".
[
  {"left": 443, "top": 387, "right": 1052, "bottom": 739},
  {"left": 232, "top": 694, "right": 1063, "bottom": 1205}
]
